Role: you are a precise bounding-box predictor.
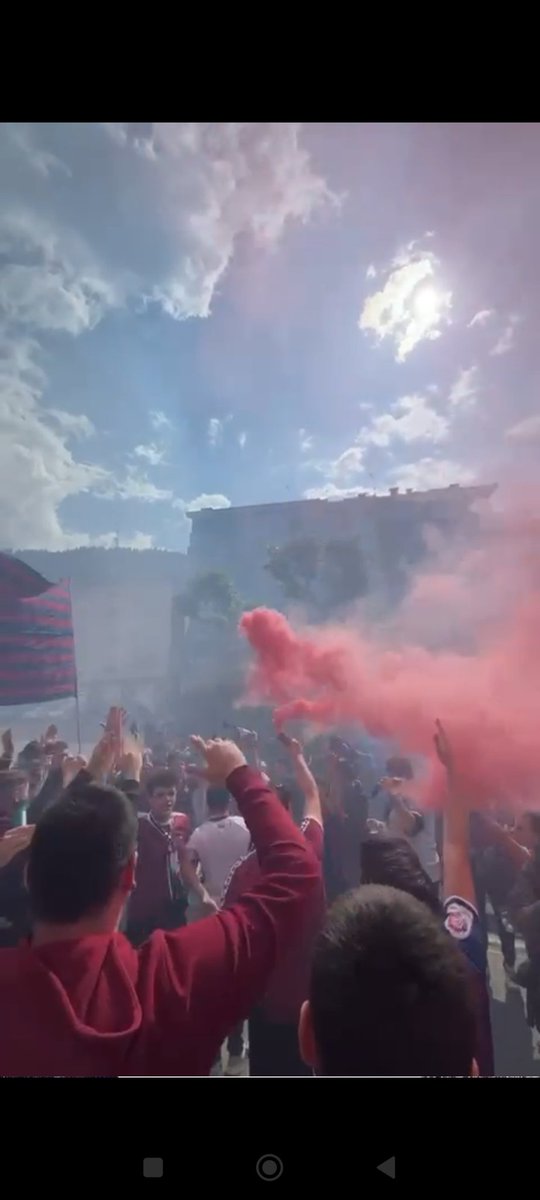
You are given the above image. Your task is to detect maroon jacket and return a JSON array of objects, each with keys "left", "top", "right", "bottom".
[
  {"left": 224, "top": 816, "right": 325, "bottom": 1021},
  {"left": 0, "top": 766, "right": 321, "bottom": 1076},
  {"left": 128, "top": 812, "right": 190, "bottom": 926}
]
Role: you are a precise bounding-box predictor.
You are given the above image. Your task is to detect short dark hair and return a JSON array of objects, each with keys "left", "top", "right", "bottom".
[
  {"left": 386, "top": 755, "right": 414, "bottom": 780},
  {"left": 146, "top": 768, "right": 177, "bottom": 795},
  {"left": 206, "top": 787, "right": 230, "bottom": 814},
  {"left": 28, "top": 781, "right": 138, "bottom": 923},
  {"left": 360, "top": 834, "right": 442, "bottom": 917},
  {"left": 309, "top": 884, "right": 476, "bottom": 1076}
]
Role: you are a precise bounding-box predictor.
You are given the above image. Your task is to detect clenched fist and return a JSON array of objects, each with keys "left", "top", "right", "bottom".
[{"left": 190, "top": 736, "right": 246, "bottom": 784}]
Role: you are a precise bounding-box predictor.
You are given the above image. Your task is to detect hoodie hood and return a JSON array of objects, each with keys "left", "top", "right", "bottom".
[{"left": 0, "top": 934, "right": 143, "bottom": 1076}]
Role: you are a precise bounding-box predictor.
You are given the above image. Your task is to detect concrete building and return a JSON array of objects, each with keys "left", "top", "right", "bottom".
[{"left": 187, "top": 484, "right": 496, "bottom": 608}]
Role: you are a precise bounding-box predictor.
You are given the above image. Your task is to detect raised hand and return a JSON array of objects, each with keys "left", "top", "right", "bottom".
[
  {"left": 434, "top": 719, "right": 454, "bottom": 774},
  {"left": 278, "top": 731, "right": 302, "bottom": 757},
  {"left": 189, "top": 736, "right": 246, "bottom": 784},
  {"left": 0, "top": 825, "right": 35, "bottom": 868},
  {"left": 1, "top": 729, "right": 14, "bottom": 759},
  {"left": 61, "top": 754, "right": 87, "bottom": 788},
  {"left": 119, "top": 733, "right": 144, "bottom": 782},
  {"left": 87, "top": 733, "right": 118, "bottom": 783}
]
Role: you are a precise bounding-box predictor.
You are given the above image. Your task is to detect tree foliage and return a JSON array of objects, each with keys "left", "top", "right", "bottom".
[
  {"left": 265, "top": 536, "right": 368, "bottom": 614},
  {"left": 265, "top": 539, "right": 319, "bottom": 602},
  {"left": 176, "top": 570, "right": 241, "bottom": 624}
]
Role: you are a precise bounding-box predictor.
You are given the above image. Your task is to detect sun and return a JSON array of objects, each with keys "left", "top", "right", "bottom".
[{"left": 413, "top": 284, "right": 440, "bottom": 320}]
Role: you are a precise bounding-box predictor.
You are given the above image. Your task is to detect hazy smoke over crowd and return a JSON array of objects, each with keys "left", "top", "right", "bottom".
[{"left": 239, "top": 504, "right": 540, "bottom": 811}]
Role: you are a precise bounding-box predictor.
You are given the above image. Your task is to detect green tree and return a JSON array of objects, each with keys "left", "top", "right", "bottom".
[
  {"left": 265, "top": 538, "right": 320, "bottom": 602},
  {"left": 265, "top": 537, "right": 368, "bottom": 614},
  {"left": 177, "top": 570, "right": 241, "bottom": 624}
]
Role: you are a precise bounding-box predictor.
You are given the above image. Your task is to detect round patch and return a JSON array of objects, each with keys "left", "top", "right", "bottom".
[{"left": 444, "top": 902, "right": 473, "bottom": 941}]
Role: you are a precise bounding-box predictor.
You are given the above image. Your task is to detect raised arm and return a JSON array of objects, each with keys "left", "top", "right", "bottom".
[
  {"left": 157, "top": 737, "right": 321, "bottom": 1061},
  {"left": 435, "top": 720, "right": 476, "bottom": 906},
  {"left": 179, "top": 839, "right": 218, "bottom": 913},
  {"left": 0, "top": 729, "right": 14, "bottom": 772},
  {"left": 280, "top": 734, "right": 322, "bottom": 825}
]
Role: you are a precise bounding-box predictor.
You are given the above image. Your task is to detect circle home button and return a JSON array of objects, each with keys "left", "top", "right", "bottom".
[{"left": 256, "top": 1155, "right": 284, "bottom": 1181}]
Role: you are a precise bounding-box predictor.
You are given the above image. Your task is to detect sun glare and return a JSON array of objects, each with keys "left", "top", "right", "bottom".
[{"left": 413, "top": 284, "right": 440, "bottom": 320}]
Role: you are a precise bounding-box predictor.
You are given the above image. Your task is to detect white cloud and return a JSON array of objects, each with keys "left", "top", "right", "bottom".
[
  {"left": 468, "top": 309, "right": 494, "bottom": 328},
  {"left": 0, "top": 123, "right": 334, "bottom": 548},
  {"left": 80, "top": 530, "right": 156, "bottom": 550},
  {"left": 208, "top": 416, "right": 223, "bottom": 446},
  {"left": 0, "top": 263, "right": 115, "bottom": 335},
  {"left": 359, "top": 248, "right": 452, "bottom": 361},
  {"left": 0, "top": 335, "right": 112, "bottom": 549},
  {"left": 388, "top": 457, "right": 475, "bottom": 492},
  {"left": 47, "top": 409, "right": 95, "bottom": 439},
  {"left": 102, "top": 121, "right": 334, "bottom": 321},
  {"left": 299, "top": 428, "right": 314, "bottom": 453},
  {"left": 150, "top": 409, "right": 172, "bottom": 431},
  {"left": 134, "top": 442, "right": 165, "bottom": 466},
  {"left": 303, "top": 482, "right": 366, "bottom": 501},
  {"left": 505, "top": 413, "right": 540, "bottom": 441},
  {"left": 360, "top": 394, "right": 448, "bottom": 447},
  {"left": 6, "top": 124, "right": 71, "bottom": 179},
  {"left": 449, "top": 367, "right": 478, "bottom": 409},
  {"left": 366, "top": 264, "right": 377, "bottom": 279},
  {"left": 114, "top": 470, "right": 173, "bottom": 503},
  {"left": 238, "top": 430, "right": 247, "bottom": 449},
  {"left": 184, "top": 493, "right": 231, "bottom": 513},
  {"left": 0, "top": 208, "right": 121, "bottom": 336},
  {"left": 120, "top": 531, "right": 156, "bottom": 549},
  {"left": 327, "top": 446, "right": 365, "bottom": 482},
  {"left": 490, "top": 314, "right": 520, "bottom": 357}
]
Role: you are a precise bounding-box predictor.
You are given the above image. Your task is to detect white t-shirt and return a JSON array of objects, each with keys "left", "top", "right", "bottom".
[{"left": 187, "top": 815, "right": 251, "bottom": 903}]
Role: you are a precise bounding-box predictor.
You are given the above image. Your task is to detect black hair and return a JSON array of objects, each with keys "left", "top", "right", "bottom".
[
  {"left": 386, "top": 755, "right": 414, "bottom": 780},
  {"left": 206, "top": 787, "right": 230, "bottom": 814},
  {"left": 27, "top": 781, "right": 138, "bottom": 924},
  {"left": 18, "top": 741, "right": 43, "bottom": 766},
  {"left": 360, "top": 834, "right": 442, "bottom": 918},
  {"left": 309, "top": 884, "right": 476, "bottom": 1076},
  {"left": 146, "top": 768, "right": 177, "bottom": 795}
]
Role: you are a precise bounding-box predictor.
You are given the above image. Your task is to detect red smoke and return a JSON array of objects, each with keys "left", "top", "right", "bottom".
[{"left": 239, "top": 518, "right": 540, "bottom": 810}]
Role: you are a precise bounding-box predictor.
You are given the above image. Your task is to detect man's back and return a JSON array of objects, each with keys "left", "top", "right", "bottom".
[
  {"left": 0, "top": 763, "right": 320, "bottom": 1076},
  {"left": 0, "top": 925, "right": 265, "bottom": 1076},
  {"left": 187, "top": 815, "right": 250, "bottom": 902}
]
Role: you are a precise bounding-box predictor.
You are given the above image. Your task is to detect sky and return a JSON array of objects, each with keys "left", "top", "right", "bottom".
[{"left": 1, "top": 121, "right": 539, "bottom": 554}]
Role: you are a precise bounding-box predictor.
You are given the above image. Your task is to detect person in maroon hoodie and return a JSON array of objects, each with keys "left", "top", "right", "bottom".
[{"left": 0, "top": 733, "right": 321, "bottom": 1077}]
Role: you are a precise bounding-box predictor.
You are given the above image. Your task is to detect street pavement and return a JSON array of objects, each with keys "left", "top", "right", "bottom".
[{"left": 488, "top": 934, "right": 540, "bottom": 1075}]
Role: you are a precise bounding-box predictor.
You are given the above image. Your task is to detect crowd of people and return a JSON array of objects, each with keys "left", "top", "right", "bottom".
[{"left": 0, "top": 709, "right": 539, "bottom": 1076}]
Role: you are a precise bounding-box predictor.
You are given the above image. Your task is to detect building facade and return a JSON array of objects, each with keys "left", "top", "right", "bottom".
[{"left": 187, "top": 484, "right": 496, "bottom": 610}]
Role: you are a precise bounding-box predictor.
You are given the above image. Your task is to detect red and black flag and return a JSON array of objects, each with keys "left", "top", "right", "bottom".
[{"left": 0, "top": 553, "right": 77, "bottom": 706}]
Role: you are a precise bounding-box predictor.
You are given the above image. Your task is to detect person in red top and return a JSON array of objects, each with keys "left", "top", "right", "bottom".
[
  {"left": 222, "top": 734, "right": 325, "bottom": 1076},
  {"left": 0, "top": 734, "right": 321, "bottom": 1077},
  {"left": 127, "top": 767, "right": 191, "bottom": 946}
]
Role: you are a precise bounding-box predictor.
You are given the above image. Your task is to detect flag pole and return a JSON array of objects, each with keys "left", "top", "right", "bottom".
[{"left": 68, "top": 579, "right": 82, "bottom": 754}]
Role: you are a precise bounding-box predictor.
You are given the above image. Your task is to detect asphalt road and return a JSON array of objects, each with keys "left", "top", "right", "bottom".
[{"left": 488, "top": 934, "right": 540, "bottom": 1076}]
